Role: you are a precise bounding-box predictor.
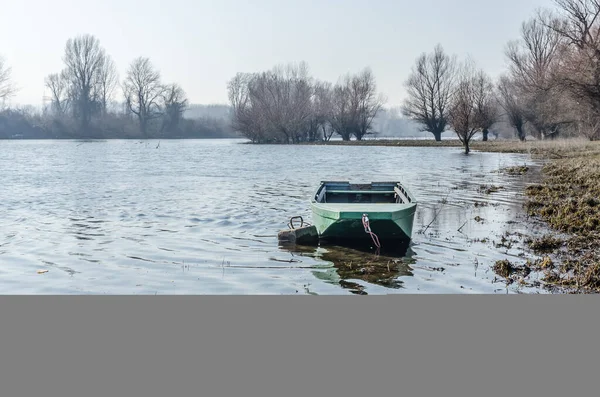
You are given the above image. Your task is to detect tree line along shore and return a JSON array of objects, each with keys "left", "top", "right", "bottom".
[
  {"left": 0, "top": 0, "right": 600, "bottom": 147},
  {"left": 4, "top": 1, "right": 600, "bottom": 147},
  {"left": 227, "top": 0, "right": 600, "bottom": 153},
  {"left": 0, "top": 38, "right": 237, "bottom": 140}
]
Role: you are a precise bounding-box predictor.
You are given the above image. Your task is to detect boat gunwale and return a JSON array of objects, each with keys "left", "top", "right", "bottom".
[{"left": 310, "top": 180, "right": 418, "bottom": 206}]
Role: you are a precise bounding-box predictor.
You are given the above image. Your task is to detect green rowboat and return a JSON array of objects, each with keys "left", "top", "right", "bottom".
[{"left": 310, "top": 181, "right": 417, "bottom": 243}]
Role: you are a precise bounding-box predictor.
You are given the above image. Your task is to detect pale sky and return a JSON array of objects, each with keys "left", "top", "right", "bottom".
[{"left": 2, "top": 0, "right": 554, "bottom": 108}]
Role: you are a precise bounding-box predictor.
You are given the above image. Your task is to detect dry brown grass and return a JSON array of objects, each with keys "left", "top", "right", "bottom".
[
  {"left": 526, "top": 154, "right": 600, "bottom": 234},
  {"left": 523, "top": 145, "right": 600, "bottom": 293},
  {"left": 526, "top": 235, "right": 564, "bottom": 253},
  {"left": 473, "top": 138, "right": 600, "bottom": 157}
]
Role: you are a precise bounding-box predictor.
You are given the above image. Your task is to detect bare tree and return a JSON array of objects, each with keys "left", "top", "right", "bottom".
[
  {"left": 228, "top": 72, "right": 259, "bottom": 142},
  {"left": 497, "top": 75, "right": 528, "bottom": 140},
  {"left": 311, "top": 81, "right": 335, "bottom": 141},
  {"left": 576, "top": 104, "right": 600, "bottom": 139},
  {"left": 473, "top": 70, "right": 499, "bottom": 141},
  {"left": 160, "top": 83, "right": 188, "bottom": 134},
  {"left": 279, "top": 62, "right": 314, "bottom": 143},
  {"left": 0, "top": 56, "right": 15, "bottom": 106},
  {"left": 44, "top": 72, "right": 69, "bottom": 115},
  {"left": 228, "top": 62, "right": 314, "bottom": 143},
  {"left": 62, "top": 34, "right": 107, "bottom": 130},
  {"left": 327, "top": 69, "right": 386, "bottom": 141},
  {"left": 248, "top": 72, "right": 284, "bottom": 142},
  {"left": 543, "top": 0, "right": 600, "bottom": 50},
  {"left": 97, "top": 55, "right": 118, "bottom": 115},
  {"left": 538, "top": 1, "right": 600, "bottom": 137},
  {"left": 350, "top": 68, "right": 386, "bottom": 140},
  {"left": 228, "top": 72, "right": 274, "bottom": 143},
  {"left": 227, "top": 63, "right": 381, "bottom": 143},
  {"left": 123, "top": 57, "right": 164, "bottom": 137},
  {"left": 402, "top": 44, "right": 458, "bottom": 141},
  {"left": 448, "top": 61, "right": 484, "bottom": 154},
  {"left": 506, "top": 16, "right": 563, "bottom": 92},
  {"left": 505, "top": 16, "right": 570, "bottom": 139},
  {"left": 330, "top": 76, "right": 354, "bottom": 141},
  {"left": 523, "top": 87, "right": 576, "bottom": 139}
]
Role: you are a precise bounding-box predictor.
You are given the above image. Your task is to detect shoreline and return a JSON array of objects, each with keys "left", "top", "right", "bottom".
[
  {"left": 473, "top": 139, "right": 600, "bottom": 293},
  {"left": 297, "top": 137, "right": 599, "bottom": 153},
  {"left": 245, "top": 137, "right": 599, "bottom": 155}
]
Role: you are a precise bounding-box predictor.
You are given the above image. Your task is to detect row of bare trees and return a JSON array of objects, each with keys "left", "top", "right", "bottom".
[
  {"left": 7, "top": 1, "right": 600, "bottom": 143},
  {"left": 227, "top": 63, "right": 385, "bottom": 143},
  {"left": 401, "top": 45, "right": 499, "bottom": 152},
  {"left": 42, "top": 34, "right": 189, "bottom": 137},
  {"left": 402, "top": 0, "right": 600, "bottom": 150},
  {"left": 2, "top": 40, "right": 235, "bottom": 139},
  {"left": 499, "top": 0, "right": 600, "bottom": 142},
  {"left": 447, "top": 61, "right": 499, "bottom": 153}
]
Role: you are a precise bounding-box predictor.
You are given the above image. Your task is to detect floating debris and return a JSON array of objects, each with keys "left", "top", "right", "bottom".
[
  {"left": 493, "top": 260, "right": 517, "bottom": 278},
  {"left": 492, "top": 259, "right": 531, "bottom": 283},
  {"left": 478, "top": 184, "right": 503, "bottom": 194},
  {"left": 526, "top": 235, "right": 563, "bottom": 253},
  {"left": 496, "top": 165, "right": 529, "bottom": 175}
]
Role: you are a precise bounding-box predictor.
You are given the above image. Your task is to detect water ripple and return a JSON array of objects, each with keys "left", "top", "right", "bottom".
[{"left": 0, "top": 139, "right": 552, "bottom": 294}]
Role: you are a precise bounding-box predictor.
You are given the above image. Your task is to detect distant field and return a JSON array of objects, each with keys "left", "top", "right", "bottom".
[{"left": 301, "top": 137, "right": 600, "bottom": 155}]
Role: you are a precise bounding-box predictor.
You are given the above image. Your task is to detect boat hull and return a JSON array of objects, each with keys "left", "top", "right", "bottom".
[{"left": 310, "top": 202, "right": 417, "bottom": 243}]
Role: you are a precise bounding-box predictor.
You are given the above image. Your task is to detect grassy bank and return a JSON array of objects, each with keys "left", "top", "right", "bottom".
[
  {"left": 476, "top": 139, "right": 600, "bottom": 293},
  {"left": 523, "top": 148, "right": 600, "bottom": 293}
]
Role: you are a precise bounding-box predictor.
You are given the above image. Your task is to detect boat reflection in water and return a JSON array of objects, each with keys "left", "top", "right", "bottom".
[{"left": 278, "top": 239, "right": 416, "bottom": 295}]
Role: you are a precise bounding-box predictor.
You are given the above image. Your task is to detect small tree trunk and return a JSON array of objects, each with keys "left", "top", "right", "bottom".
[
  {"left": 433, "top": 131, "right": 442, "bottom": 141},
  {"left": 516, "top": 125, "right": 525, "bottom": 141},
  {"left": 482, "top": 128, "right": 489, "bottom": 141},
  {"left": 464, "top": 139, "right": 470, "bottom": 154},
  {"left": 139, "top": 117, "right": 147, "bottom": 138}
]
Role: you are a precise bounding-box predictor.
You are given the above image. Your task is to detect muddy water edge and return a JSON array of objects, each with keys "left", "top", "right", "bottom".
[{"left": 517, "top": 144, "right": 600, "bottom": 293}]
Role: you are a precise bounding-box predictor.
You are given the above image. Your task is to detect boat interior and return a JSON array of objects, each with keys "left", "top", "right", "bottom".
[{"left": 314, "top": 181, "right": 413, "bottom": 204}]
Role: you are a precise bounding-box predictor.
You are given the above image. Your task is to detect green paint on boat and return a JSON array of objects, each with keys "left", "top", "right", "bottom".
[{"left": 310, "top": 181, "right": 417, "bottom": 243}]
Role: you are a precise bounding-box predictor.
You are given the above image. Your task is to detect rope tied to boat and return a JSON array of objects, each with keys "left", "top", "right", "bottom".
[{"left": 361, "top": 214, "right": 381, "bottom": 250}]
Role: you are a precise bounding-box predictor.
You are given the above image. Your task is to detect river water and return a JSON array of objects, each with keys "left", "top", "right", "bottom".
[{"left": 0, "top": 139, "right": 554, "bottom": 294}]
